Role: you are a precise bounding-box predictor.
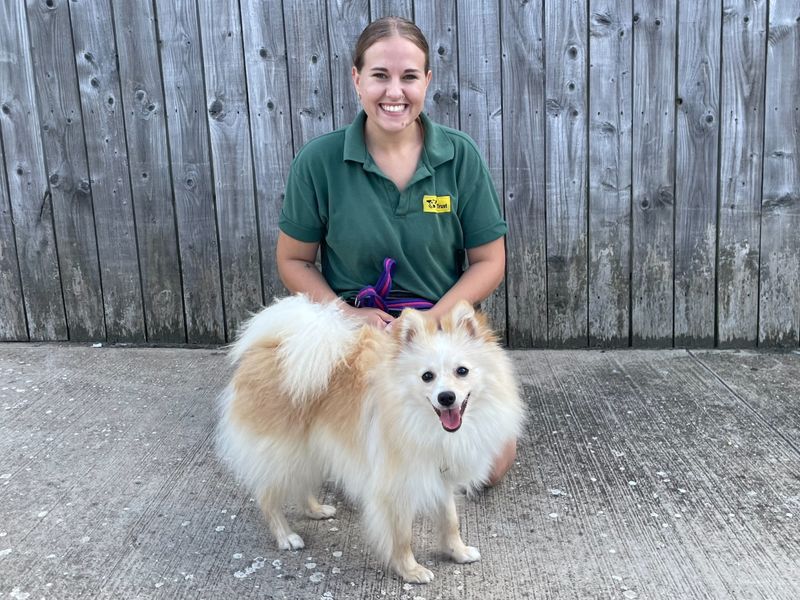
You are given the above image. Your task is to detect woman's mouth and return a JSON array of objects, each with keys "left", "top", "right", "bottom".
[{"left": 380, "top": 103, "right": 407, "bottom": 114}]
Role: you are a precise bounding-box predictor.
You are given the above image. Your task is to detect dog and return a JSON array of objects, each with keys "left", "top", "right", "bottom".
[{"left": 216, "top": 295, "right": 524, "bottom": 583}]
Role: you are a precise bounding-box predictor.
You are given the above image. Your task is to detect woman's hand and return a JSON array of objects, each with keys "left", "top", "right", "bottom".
[{"left": 341, "top": 304, "right": 395, "bottom": 329}]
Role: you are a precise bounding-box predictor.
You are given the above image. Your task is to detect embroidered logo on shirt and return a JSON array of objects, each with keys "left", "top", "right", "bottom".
[{"left": 423, "top": 195, "right": 451, "bottom": 213}]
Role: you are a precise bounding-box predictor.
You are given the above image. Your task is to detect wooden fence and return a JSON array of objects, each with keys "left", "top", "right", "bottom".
[{"left": 0, "top": 0, "right": 798, "bottom": 348}]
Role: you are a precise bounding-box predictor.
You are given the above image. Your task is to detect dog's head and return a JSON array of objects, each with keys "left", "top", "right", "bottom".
[{"left": 390, "top": 301, "right": 498, "bottom": 433}]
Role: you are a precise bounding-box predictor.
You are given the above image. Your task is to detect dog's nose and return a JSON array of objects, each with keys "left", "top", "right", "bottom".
[{"left": 438, "top": 391, "right": 456, "bottom": 407}]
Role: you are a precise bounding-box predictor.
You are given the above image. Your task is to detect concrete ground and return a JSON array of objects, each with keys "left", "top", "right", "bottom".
[{"left": 1, "top": 344, "right": 798, "bottom": 600}]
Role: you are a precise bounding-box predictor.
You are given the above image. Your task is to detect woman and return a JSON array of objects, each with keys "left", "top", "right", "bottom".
[{"left": 276, "top": 17, "right": 516, "bottom": 484}]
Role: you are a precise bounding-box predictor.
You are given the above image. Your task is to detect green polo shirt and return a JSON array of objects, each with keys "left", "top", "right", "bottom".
[{"left": 279, "top": 111, "right": 507, "bottom": 302}]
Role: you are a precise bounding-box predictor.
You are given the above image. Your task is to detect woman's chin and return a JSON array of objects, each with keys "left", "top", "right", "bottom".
[{"left": 369, "top": 110, "right": 416, "bottom": 133}]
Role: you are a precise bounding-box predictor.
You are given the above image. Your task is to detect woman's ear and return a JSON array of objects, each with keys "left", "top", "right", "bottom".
[{"left": 352, "top": 66, "right": 361, "bottom": 93}]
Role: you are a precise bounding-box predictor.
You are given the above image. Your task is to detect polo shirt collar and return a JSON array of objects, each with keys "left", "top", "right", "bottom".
[{"left": 343, "top": 110, "right": 454, "bottom": 168}]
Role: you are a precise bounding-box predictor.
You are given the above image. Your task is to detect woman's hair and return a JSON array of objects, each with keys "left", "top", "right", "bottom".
[{"left": 353, "top": 16, "right": 430, "bottom": 73}]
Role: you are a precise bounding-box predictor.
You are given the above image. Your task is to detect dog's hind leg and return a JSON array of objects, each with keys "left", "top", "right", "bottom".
[
  {"left": 305, "top": 494, "right": 336, "bottom": 519},
  {"left": 257, "top": 488, "right": 305, "bottom": 550},
  {"left": 438, "top": 492, "right": 480, "bottom": 564}
]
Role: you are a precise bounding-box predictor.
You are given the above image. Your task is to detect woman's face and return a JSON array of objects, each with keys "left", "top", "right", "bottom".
[{"left": 352, "top": 35, "right": 432, "bottom": 137}]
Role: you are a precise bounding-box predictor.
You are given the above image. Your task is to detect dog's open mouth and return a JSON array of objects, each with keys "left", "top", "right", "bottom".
[{"left": 433, "top": 395, "right": 469, "bottom": 432}]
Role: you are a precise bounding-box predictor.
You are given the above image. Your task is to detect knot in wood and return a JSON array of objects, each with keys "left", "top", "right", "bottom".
[
  {"left": 546, "top": 98, "right": 561, "bottom": 116},
  {"left": 208, "top": 99, "right": 224, "bottom": 119},
  {"left": 592, "top": 12, "right": 612, "bottom": 27}
]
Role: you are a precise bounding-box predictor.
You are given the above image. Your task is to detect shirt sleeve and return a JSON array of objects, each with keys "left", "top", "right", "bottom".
[
  {"left": 456, "top": 138, "right": 508, "bottom": 249},
  {"left": 278, "top": 153, "right": 325, "bottom": 243}
]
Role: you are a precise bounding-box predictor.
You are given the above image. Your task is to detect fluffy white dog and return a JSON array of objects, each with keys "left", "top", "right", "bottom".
[{"left": 217, "top": 295, "right": 523, "bottom": 583}]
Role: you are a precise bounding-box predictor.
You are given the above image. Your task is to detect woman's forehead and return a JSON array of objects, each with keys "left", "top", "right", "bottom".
[{"left": 361, "top": 36, "right": 427, "bottom": 70}]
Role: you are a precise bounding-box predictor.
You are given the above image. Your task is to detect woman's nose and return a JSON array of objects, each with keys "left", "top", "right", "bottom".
[{"left": 386, "top": 78, "right": 403, "bottom": 98}]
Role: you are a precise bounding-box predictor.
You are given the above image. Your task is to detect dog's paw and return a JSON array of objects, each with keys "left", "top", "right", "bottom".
[
  {"left": 306, "top": 504, "right": 337, "bottom": 520},
  {"left": 277, "top": 532, "right": 305, "bottom": 550},
  {"left": 449, "top": 545, "right": 481, "bottom": 563},
  {"left": 397, "top": 563, "right": 435, "bottom": 584}
]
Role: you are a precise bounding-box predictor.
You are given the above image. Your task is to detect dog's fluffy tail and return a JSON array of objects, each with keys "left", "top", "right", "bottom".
[{"left": 228, "top": 295, "right": 361, "bottom": 404}]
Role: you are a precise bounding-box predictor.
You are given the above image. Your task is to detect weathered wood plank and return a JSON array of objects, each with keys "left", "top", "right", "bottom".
[
  {"left": 458, "top": 0, "right": 506, "bottom": 338},
  {"left": 197, "top": 0, "right": 263, "bottom": 339},
  {"left": 588, "top": 0, "right": 632, "bottom": 347},
  {"left": 327, "top": 0, "right": 368, "bottom": 130},
  {"left": 68, "top": 0, "right": 145, "bottom": 342},
  {"left": 501, "top": 0, "right": 547, "bottom": 348},
  {"left": 112, "top": 1, "right": 185, "bottom": 343},
  {"left": 0, "top": 134, "right": 27, "bottom": 340},
  {"left": 717, "top": 0, "right": 768, "bottom": 347},
  {"left": 283, "top": 0, "right": 334, "bottom": 150},
  {"left": 25, "top": 0, "right": 105, "bottom": 342},
  {"left": 0, "top": 1, "right": 66, "bottom": 341},
  {"left": 631, "top": 0, "right": 677, "bottom": 346},
  {"left": 759, "top": 1, "right": 800, "bottom": 347},
  {"left": 674, "top": 0, "right": 721, "bottom": 348},
  {"left": 545, "top": 0, "right": 588, "bottom": 347},
  {"left": 416, "top": 1, "right": 459, "bottom": 129},
  {"left": 370, "top": 0, "right": 412, "bottom": 21},
  {"left": 241, "top": 0, "right": 295, "bottom": 301},
  {"left": 154, "top": 0, "right": 225, "bottom": 344}
]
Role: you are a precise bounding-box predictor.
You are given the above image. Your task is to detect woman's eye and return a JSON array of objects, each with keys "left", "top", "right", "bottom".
[
  {"left": 421, "top": 371, "right": 435, "bottom": 382},
  {"left": 456, "top": 366, "right": 469, "bottom": 377}
]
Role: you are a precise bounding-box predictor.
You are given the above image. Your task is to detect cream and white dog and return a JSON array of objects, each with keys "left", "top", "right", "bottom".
[{"left": 216, "top": 295, "right": 523, "bottom": 583}]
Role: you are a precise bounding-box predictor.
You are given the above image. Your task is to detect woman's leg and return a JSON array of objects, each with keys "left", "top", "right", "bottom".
[{"left": 487, "top": 438, "right": 517, "bottom": 486}]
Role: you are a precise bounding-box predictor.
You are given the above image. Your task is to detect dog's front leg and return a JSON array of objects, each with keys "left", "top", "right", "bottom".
[
  {"left": 257, "top": 488, "right": 305, "bottom": 550},
  {"left": 364, "top": 499, "right": 434, "bottom": 584},
  {"left": 438, "top": 491, "right": 480, "bottom": 564}
]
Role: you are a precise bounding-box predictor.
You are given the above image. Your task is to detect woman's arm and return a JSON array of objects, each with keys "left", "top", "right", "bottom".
[
  {"left": 426, "top": 236, "right": 505, "bottom": 321},
  {"left": 276, "top": 231, "right": 394, "bottom": 327},
  {"left": 276, "top": 231, "right": 337, "bottom": 301}
]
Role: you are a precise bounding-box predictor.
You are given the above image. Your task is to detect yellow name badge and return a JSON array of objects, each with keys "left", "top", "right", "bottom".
[{"left": 422, "top": 195, "right": 451, "bottom": 213}]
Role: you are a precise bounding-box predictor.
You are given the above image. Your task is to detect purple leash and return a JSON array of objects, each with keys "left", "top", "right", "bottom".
[{"left": 354, "top": 258, "right": 433, "bottom": 313}]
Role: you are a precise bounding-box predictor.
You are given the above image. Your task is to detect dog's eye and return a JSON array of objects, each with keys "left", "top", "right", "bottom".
[
  {"left": 421, "top": 371, "right": 435, "bottom": 382},
  {"left": 456, "top": 366, "right": 469, "bottom": 377}
]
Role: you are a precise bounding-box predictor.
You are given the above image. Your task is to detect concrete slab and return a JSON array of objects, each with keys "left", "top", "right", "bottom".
[{"left": 1, "top": 345, "right": 798, "bottom": 599}]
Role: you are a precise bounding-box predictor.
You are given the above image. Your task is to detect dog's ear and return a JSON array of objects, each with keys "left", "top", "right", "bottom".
[
  {"left": 448, "top": 300, "right": 480, "bottom": 338},
  {"left": 395, "top": 308, "right": 427, "bottom": 345}
]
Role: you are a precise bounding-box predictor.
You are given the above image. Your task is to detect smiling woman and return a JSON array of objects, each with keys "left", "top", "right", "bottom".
[{"left": 274, "top": 17, "right": 515, "bottom": 484}]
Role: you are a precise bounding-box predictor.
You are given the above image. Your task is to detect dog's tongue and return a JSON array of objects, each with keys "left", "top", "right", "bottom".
[{"left": 439, "top": 408, "right": 462, "bottom": 431}]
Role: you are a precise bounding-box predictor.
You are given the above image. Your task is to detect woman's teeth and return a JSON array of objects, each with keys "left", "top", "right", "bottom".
[{"left": 381, "top": 104, "right": 405, "bottom": 112}]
